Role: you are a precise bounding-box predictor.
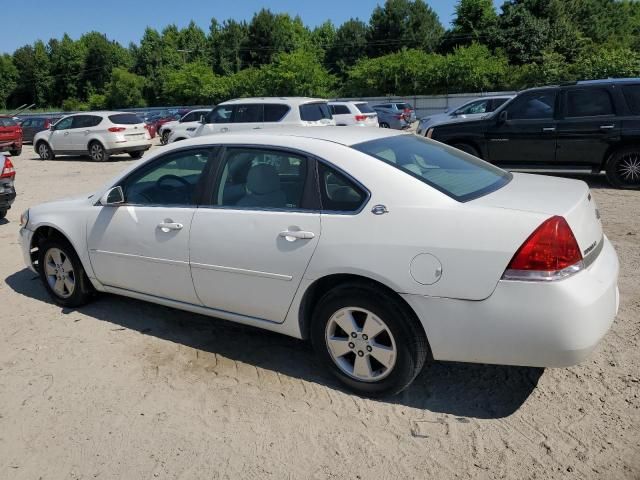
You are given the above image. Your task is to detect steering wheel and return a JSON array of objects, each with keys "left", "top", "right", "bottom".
[{"left": 156, "top": 174, "right": 191, "bottom": 190}]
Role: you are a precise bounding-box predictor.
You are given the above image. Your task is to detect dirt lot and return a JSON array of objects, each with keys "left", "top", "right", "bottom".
[{"left": 0, "top": 141, "right": 638, "bottom": 480}]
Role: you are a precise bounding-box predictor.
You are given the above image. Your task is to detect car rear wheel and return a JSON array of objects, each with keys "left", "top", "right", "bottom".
[
  {"left": 161, "top": 131, "right": 170, "bottom": 145},
  {"left": 379, "top": 122, "right": 390, "bottom": 128},
  {"left": 452, "top": 143, "right": 480, "bottom": 158},
  {"left": 37, "top": 142, "right": 54, "bottom": 160},
  {"left": 89, "top": 141, "right": 110, "bottom": 162},
  {"left": 129, "top": 151, "right": 144, "bottom": 159},
  {"left": 0, "top": 210, "right": 6, "bottom": 219},
  {"left": 10, "top": 148, "right": 21, "bottom": 156},
  {"left": 38, "top": 238, "right": 94, "bottom": 308},
  {"left": 605, "top": 147, "right": 640, "bottom": 189},
  {"left": 311, "top": 283, "right": 429, "bottom": 397}
]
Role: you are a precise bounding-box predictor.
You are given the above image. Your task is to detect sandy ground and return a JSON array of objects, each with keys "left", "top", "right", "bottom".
[{"left": 0, "top": 141, "right": 638, "bottom": 480}]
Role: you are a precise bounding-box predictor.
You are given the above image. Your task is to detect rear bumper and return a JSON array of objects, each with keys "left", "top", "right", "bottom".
[
  {"left": 0, "top": 184, "right": 16, "bottom": 209},
  {"left": 403, "top": 236, "right": 619, "bottom": 368},
  {"left": 104, "top": 139, "right": 151, "bottom": 154},
  {"left": 0, "top": 139, "right": 21, "bottom": 150}
]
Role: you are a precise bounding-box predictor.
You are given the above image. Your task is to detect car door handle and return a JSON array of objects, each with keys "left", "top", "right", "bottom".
[
  {"left": 158, "top": 221, "right": 183, "bottom": 232},
  {"left": 279, "top": 230, "right": 315, "bottom": 241},
  {"left": 599, "top": 125, "right": 615, "bottom": 130},
  {"left": 85, "top": 130, "right": 90, "bottom": 134},
  {"left": 542, "top": 127, "right": 556, "bottom": 132},
  {"left": 64, "top": 132, "right": 70, "bottom": 136},
  {"left": 220, "top": 127, "right": 229, "bottom": 133}
]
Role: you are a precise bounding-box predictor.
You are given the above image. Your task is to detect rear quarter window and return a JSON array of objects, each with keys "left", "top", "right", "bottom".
[
  {"left": 109, "top": 114, "right": 144, "bottom": 125},
  {"left": 622, "top": 84, "right": 640, "bottom": 114},
  {"left": 264, "top": 104, "right": 290, "bottom": 122},
  {"left": 299, "top": 103, "right": 332, "bottom": 121},
  {"left": 566, "top": 88, "right": 614, "bottom": 117}
]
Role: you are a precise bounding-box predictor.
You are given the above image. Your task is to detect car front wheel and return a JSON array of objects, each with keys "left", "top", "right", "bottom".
[
  {"left": 605, "top": 147, "right": 640, "bottom": 189},
  {"left": 38, "top": 237, "right": 94, "bottom": 308},
  {"left": 37, "top": 142, "right": 54, "bottom": 160},
  {"left": 311, "top": 283, "right": 429, "bottom": 397}
]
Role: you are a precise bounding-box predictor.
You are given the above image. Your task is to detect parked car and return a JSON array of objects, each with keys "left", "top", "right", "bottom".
[
  {"left": 20, "top": 116, "right": 61, "bottom": 143},
  {"left": 328, "top": 101, "right": 378, "bottom": 127},
  {"left": 150, "top": 111, "right": 181, "bottom": 135},
  {"left": 373, "top": 107, "right": 411, "bottom": 130},
  {"left": 159, "top": 109, "right": 210, "bottom": 144},
  {"left": 416, "top": 96, "right": 513, "bottom": 135},
  {"left": 19, "top": 127, "right": 618, "bottom": 396},
  {"left": 144, "top": 121, "right": 157, "bottom": 140},
  {"left": 191, "top": 98, "right": 335, "bottom": 139},
  {"left": 0, "top": 116, "right": 23, "bottom": 156},
  {"left": 426, "top": 78, "right": 640, "bottom": 189},
  {"left": 372, "top": 102, "right": 416, "bottom": 125},
  {"left": 0, "top": 153, "right": 16, "bottom": 219},
  {"left": 33, "top": 112, "right": 152, "bottom": 162}
]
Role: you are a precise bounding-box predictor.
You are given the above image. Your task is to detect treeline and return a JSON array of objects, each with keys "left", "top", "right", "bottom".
[{"left": 1, "top": 0, "right": 640, "bottom": 111}]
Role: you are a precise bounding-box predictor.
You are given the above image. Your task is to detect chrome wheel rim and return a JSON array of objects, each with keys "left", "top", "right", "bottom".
[
  {"left": 39, "top": 144, "right": 49, "bottom": 159},
  {"left": 90, "top": 144, "right": 104, "bottom": 161},
  {"left": 325, "top": 307, "right": 397, "bottom": 382},
  {"left": 44, "top": 248, "right": 75, "bottom": 298},
  {"left": 618, "top": 152, "right": 640, "bottom": 185}
]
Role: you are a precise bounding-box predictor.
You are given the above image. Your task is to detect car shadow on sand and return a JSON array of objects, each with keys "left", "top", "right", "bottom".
[{"left": 6, "top": 268, "right": 543, "bottom": 419}]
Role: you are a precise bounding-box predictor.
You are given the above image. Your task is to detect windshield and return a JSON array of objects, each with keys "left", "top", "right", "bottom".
[{"left": 352, "top": 135, "right": 511, "bottom": 201}]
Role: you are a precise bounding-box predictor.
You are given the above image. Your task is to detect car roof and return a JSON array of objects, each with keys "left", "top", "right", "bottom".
[
  {"left": 220, "top": 97, "right": 328, "bottom": 106},
  {"left": 575, "top": 78, "right": 640, "bottom": 85}
]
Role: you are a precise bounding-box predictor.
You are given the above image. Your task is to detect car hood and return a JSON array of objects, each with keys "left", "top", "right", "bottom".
[
  {"left": 430, "top": 115, "right": 491, "bottom": 129},
  {"left": 31, "top": 192, "right": 95, "bottom": 214}
]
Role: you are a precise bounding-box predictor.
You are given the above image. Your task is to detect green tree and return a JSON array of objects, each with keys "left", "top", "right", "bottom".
[
  {"left": 325, "top": 19, "right": 369, "bottom": 76},
  {"left": 79, "top": 32, "right": 131, "bottom": 97},
  {"left": 162, "top": 62, "right": 228, "bottom": 105},
  {"left": 11, "top": 41, "right": 52, "bottom": 107},
  {"left": 309, "top": 21, "right": 336, "bottom": 61},
  {"left": 178, "top": 21, "right": 208, "bottom": 63},
  {"left": 441, "top": 0, "right": 497, "bottom": 51},
  {"left": 260, "top": 50, "right": 336, "bottom": 97},
  {"left": 48, "top": 34, "right": 86, "bottom": 106},
  {"left": 209, "top": 19, "right": 249, "bottom": 75},
  {"left": 104, "top": 67, "right": 146, "bottom": 108},
  {"left": 0, "top": 55, "right": 18, "bottom": 109},
  {"left": 367, "top": 0, "right": 444, "bottom": 56}
]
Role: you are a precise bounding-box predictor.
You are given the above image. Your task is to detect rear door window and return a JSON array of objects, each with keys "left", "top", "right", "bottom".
[
  {"left": 318, "top": 163, "right": 367, "bottom": 212},
  {"left": 264, "top": 104, "right": 290, "bottom": 122},
  {"left": 622, "top": 84, "right": 640, "bottom": 114},
  {"left": 299, "top": 103, "right": 332, "bottom": 121},
  {"left": 507, "top": 91, "right": 556, "bottom": 120},
  {"left": 330, "top": 105, "right": 350, "bottom": 115},
  {"left": 565, "top": 88, "right": 615, "bottom": 117},
  {"left": 233, "top": 104, "right": 264, "bottom": 123}
]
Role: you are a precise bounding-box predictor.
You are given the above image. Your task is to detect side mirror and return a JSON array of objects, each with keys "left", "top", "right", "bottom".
[
  {"left": 49, "top": 125, "right": 55, "bottom": 131},
  {"left": 199, "top": 115, "right": 206, "bottom": 124},
  {"left": 498, "top": 110, "right": 508, "bottom": 124},
  {"left": 100, "top": 186, "right": 124, "bottom": 206},
  {"left": 445, "top": 107, "right": 451, "bottom": 114}
]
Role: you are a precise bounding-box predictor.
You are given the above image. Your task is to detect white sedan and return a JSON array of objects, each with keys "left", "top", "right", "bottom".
[{"left": 18, "top": 128, "right": 619, "bottom": 396}]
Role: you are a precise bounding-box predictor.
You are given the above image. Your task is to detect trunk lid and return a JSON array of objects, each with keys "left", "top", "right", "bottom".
[{"left": 471, "top": 173, "right": 603, "bottom": 259}]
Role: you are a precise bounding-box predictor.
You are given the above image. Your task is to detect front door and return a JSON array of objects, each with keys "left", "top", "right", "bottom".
[
  {"left": 189, "top": 147, "right": 320, "bottom": 323},
  {"left": 486, "top": 90, "right": 558, "bottom": 166},
  {"left": 555, "top": 86, "right": 619, "bottom": 168},
  {"left": 49, "top": 116, "right": 75, "bottom": 151},
  {"left": 87, "top": 147, "right": 215, "bottom": 303}
]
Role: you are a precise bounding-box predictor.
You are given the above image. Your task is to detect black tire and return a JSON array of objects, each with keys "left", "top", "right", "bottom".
[
  {"left": 452, "top": 143, "right": 480, "bottom": 158},
  {"left": 161, "top": 131, "right": 170, "bottom": 145},
  {"left": 605, "top": 147, "right": 640, "bottom": 189},
  {"left": 89, "top": 141, "right": 110, "bottom": 162},
  {"left": 0, "top": 209, "right": 6, "bottom": 219},
  {"left": 379, "top": 122, "right": 390, "bottom": 128},
  {"left": 36, "top": 142, "right": 54, "bottom": 160},
  {"left": 173, "top": 137, "right": 186, "bottom": 142},
  {"left": 129, "top": 150, "right": 144, "bottom": 159},
  {"left": 9, "top": 148, "right": 22, "bottom": 156},
  {"left": 38, "top": 236, "right": 94, "bottom": 308},
  {"left": 311, "top": 282, "right": 429, "bottom": 397}
]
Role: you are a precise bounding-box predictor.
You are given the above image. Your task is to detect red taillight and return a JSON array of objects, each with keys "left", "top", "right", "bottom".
[
  {"left": 503, "top": 216, "right": 583, "bottom": 281},
  {"left": 1, "top": 156, "right": 15, "bottom": 179},
  {"left": 108, "top": 127, "right": 126, "bottom": 132},
  {"left": 354, "top": 115, "right": 367, "bottom": 122},
  {"left": 394, "top": 114, "right": 403, "bottom": 119}
]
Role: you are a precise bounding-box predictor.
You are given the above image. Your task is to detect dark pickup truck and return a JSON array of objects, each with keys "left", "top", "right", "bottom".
[{"left": 426, "top": 78, "right": 640, "bottom": 189}]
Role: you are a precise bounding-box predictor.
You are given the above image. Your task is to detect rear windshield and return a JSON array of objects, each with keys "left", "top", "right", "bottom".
[
  {"left": 622, "top": 84, "right": 640, "bottom": 114},
  {"left": 355, "top": 103, "right": 375, "bottom": 114},
  {"left": 396, "top": 103, "right": 412, "bottom": 110},
  {"left": 109, "top": 114, "right": 144, "bottom": 125},
  {"left": 352, "top": 135, "right": 511, "bottom": 202},
  {"left": 0, "top": 117, "right": 18, "bottom": 127},
  {"left": 299, "top": 102, "right": 332, "bottom": 121}
]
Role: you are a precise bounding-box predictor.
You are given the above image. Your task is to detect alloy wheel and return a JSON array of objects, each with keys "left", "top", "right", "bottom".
[
  {"left": 90, "top": 143, "right": 104, "bottom": 161},
  {"left": 617, "top": 152, "right": 640, "bottom": 186},
  {"left": 325, "top": 307, "right": 397, "bottom": 382},
  {"left": 38, "top": 144, "right": 50, "bottom": 159},
  {"left": 44, "top": 248, "right": 75, "bottom": 298}
]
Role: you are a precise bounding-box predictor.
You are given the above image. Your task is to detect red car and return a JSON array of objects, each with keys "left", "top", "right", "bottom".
[{"left": 0, "top": 116, "right": 23, "bottom": 156}]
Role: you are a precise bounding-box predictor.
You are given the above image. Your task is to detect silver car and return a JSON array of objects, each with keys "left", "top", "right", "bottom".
[{"left": 416, "top": 96, "right": 513, "bottom": 136}]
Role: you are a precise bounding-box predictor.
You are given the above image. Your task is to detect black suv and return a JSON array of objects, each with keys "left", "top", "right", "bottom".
[{"left": 427, "top": 78, "right": 640, "bottom": 188}]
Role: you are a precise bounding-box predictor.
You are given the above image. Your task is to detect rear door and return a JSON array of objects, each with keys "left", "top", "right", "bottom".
[
  {"left": 486, "top": 90, "right": 558, "bottom": 166},
  {"left": 231, "top": 103, "right": 265, "bottom": 131},
  {"left": 70, "top": 115, "right": 103, "bottom": 150},
  {"left": 330, "top": 104, "right": 352, "bottom": 125},
  {"left": 555, "top": 86, "right": 619, "bottom": 168},
  {"left": 189, "top": 146, "right": 321, "bottom": 322}
]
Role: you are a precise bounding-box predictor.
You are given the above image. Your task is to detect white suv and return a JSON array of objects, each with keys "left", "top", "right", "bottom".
[
  {"left": 159, "top": 109, "right": 210, "bottom": 145},
  {"left": 329, "top": 101, "right": 378, "bottom": 127},
  {"left": 34, "top": 112, "right": 152, "bottom": 162},
  {"left": 189, "top": 98, "right": 335, "bottom": 140}
]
